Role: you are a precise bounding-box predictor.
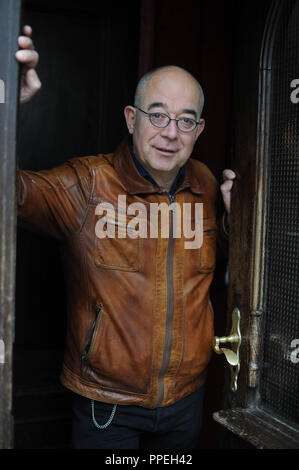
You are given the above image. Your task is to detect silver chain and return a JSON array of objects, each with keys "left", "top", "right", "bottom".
[{"left": 91, "top": 399, "right": 117, "bottom": 429}]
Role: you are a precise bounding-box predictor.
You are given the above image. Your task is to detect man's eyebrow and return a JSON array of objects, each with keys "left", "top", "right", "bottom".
[
  {"left": 181, "top": 108, "right": 198, "bottom": 118},
  {"left": 147, "top": 103, "right": 198, "bottom": 119},
  {"left": 147, "top": 102, "right": 165, "bottom": 111}
]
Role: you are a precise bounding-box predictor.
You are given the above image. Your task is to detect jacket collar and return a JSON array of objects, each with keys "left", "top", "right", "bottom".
[{"left": 113, "top": 138, "right": 204, "bottom": 196}]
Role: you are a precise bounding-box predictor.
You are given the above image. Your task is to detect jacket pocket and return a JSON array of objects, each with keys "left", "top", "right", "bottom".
[
  {"left": 198, "top": 220, "right": 217, "bottom": 273},
  {"left": 81, "top": 304, "right": 151, "bottom": 394},
  {"left": 94, "top": 211, "right": 142, "bottom": 272},
  {"left": 81, "top": 304, "right": 103, "bottom": 369}
]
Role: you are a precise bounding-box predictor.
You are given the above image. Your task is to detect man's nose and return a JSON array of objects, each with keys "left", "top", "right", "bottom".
[{"left": 160, "top": 119, "right": 179, "bottom": 139}]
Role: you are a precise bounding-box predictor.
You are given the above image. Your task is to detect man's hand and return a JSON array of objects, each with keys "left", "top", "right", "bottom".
[
  {"left": 15, "top": 25, "right": 41, "bottom": 104},
  {"left": 220, "top": 169, "right": 236, "bottom": 215}
]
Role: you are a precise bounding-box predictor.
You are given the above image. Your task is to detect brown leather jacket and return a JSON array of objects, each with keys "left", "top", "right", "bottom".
[{"left": 17, "top": 139, "right": 225, "bottom": 408}]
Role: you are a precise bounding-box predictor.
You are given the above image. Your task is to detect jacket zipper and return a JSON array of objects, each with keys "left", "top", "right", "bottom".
[
  {"left": 80, "top": 305, "right": 102, "bottom": 369},
  {"left": 156, "top": 193, "right": 176, "bottom": 406}
]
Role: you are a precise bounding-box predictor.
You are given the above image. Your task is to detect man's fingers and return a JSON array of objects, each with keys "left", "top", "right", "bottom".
[
  {"left": 18, "top": 35, "right": 35, "bottom": 50},
  {"left": 26, "top": 68, "right": 42, "bottom": 91},
  {"left": 222, "top": 169, "right": 236, "bottom": 181},
  {"left": 16, "top": 26, "right": 37, "bottom": 67},
  {"left": 19, "top": 68, "right": 42, "bottom": 104},
  {"left": 23, "top": 25, "right": 32, "bottom": 37},
  {"left": 17, "top": 25, "right": 41, "bottom": 103},
  {"left": 221, "top": 169, "right": 236, "bottom": 215},
  {"left": 220, "top": 179, "right": 234, "bottom": 193},
  {"left": 15, "top": 49, "right": 39, "bottom": 68}
]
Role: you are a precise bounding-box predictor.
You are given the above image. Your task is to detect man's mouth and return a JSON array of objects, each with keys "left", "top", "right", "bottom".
[{"left": 155, "top": 147, "right": 177, "bottom": 155}]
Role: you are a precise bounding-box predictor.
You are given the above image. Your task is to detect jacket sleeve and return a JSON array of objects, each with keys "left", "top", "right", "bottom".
[{"left": 17, "top": 157, "right": 94, "bottom": 240}]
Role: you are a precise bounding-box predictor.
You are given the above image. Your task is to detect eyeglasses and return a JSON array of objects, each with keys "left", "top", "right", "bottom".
[{"left": 135, "top": 106, "right": 202, "bottom": 133}]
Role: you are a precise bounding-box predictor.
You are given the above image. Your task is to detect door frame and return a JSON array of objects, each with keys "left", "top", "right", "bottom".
[{"left": 0, "top": 0, "right": 22, "bottom": 449}]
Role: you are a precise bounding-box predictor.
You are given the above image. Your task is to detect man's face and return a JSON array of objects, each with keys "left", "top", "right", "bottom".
[{"left": 124, "top": 68, "right": 205, "bottom": 180}]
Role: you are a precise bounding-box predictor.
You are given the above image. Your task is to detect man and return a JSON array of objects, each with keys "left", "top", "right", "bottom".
[{"left": 16, "top": 25, "right": 236, "bottom": 449}]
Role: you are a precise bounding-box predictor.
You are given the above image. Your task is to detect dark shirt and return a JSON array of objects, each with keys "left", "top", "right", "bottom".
[{"left": 129, "top": 141, "right": 185, "bottom": 196}]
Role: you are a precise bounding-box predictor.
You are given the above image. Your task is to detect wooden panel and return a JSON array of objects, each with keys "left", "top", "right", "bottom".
[
  {"left": 0, "top": 0, "right": 21, "bottom": 449},
  {"left": 214, "top": 408, "right": 299, "bottom": 449}
]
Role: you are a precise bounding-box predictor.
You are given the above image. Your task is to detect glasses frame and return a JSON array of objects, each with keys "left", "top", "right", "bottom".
[{"left": 134, "top": 106, "right": 202, "bottom": 133}]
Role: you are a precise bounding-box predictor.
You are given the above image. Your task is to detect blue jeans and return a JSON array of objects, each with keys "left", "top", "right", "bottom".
[{"left": 71, "top": 385, "right": 205, "bottom": 449}]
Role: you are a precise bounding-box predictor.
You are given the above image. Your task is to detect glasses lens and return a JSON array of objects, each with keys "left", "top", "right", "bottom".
[
  {"left": 150, "top": 113, "right": 169, "bottom": 128},
  {"left": 178, "top": 118, "right": 197, "bottom": 132}
]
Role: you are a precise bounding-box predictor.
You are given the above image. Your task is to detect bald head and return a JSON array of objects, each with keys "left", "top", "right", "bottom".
[{"left": 134, "top": 65, "right": 205, "bottom": 118}]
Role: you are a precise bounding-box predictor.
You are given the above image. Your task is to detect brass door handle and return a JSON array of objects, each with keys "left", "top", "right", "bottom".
[{"left": 213, "top": 307, "right": 241, "bottom": 391}]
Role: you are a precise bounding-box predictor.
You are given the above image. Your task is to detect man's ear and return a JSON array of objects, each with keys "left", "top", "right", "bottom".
[
  {"left": 124, "top": 106, "right": 136, "bottom": 134},
  {"left": 194, "top": 118, "right": 205, "bottom": 141}
]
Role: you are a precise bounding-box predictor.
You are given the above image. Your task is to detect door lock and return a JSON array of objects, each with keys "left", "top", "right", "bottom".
[{"left": 213, "top": 307, "right": 241, "bottom": 391}]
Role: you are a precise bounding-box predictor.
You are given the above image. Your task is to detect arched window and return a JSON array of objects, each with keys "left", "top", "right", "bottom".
[{"left": 260, "top": 0, "right": 299, "bottom": 427}]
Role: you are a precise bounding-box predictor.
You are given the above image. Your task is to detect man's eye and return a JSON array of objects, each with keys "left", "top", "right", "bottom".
[
  {"left": 182, "top": 117, "right": 193, "bottom": 124},
  {"left": 152, "top": 113, "right": 163, "bottom": 119}
]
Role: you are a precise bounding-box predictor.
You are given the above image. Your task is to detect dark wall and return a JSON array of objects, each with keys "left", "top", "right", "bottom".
[{"left": 138, "top": 0, "right": 235, "bottom": 181}]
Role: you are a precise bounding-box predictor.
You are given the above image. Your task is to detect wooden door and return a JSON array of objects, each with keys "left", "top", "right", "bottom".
[{"left": 213, "top": 0, "right": 299, "bottom": 448}]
